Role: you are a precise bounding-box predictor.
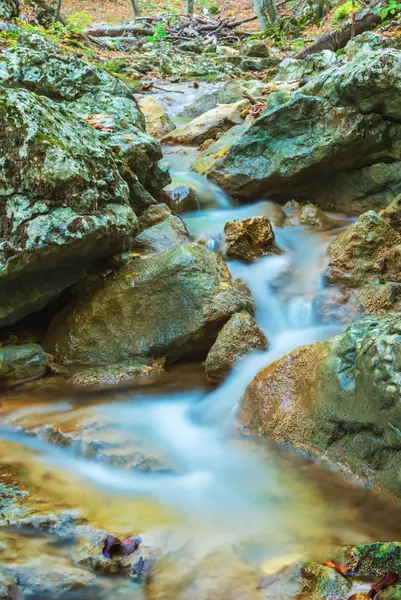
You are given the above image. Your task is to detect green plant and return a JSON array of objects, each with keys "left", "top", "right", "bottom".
[
  {"left": 63, "top": 11, "right": 92, "bottom": 36},
  {"left": 147, "top": 24, "right": 168, "bottom": 42},
  {"left": 332, "top": 0, "right": 362, "bottom": 24},
  {"left": 374, "top": 0, "right": 401, "bottom": 20}
]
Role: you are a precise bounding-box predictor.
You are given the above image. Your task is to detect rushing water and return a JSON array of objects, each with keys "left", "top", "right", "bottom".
[{"left": 0, "top": 89, "right": 399, "bottom": 597}]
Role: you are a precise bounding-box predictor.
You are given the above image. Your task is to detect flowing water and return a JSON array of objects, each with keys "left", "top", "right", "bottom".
[{"left": 0, "top": 87, "right": 400, "bottom": 598}]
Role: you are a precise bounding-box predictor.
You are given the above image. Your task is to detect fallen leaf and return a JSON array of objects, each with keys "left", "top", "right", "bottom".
[
  {"left": 323, "top": 560, "right": 349, "bottom": 575},
  {"left": 367, "top": 572, "right": 397, "bottom": 598}
]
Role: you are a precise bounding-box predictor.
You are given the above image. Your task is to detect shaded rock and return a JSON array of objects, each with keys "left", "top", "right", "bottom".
[
  {"left": 240, "top": 57, "right": 277, "bottom": 71},
  {"left": 0, "top": 85, "right": 138, "bottom": 327},
  {"left": 242, "top": 39, "right": 269, "bottom": 58},
  {"left": 299, "top": 204, "right": 336, "bottom": 229},
  {"left": 138, "top": 204, "right": 172, "bottom": 230},
  {"left": 326, "top": 211, "right": 401, "bottom": 286},
  {"left": 69, "top": 359, "right": 165, "bottom": 388},
  {"left": 224, "top": 216, "right": 281, "bottom": 262},
  {"left": 242, "top": 313, "right": 401, "bottom": 495},
  {"left": 379, "top": 192, "right": 401, "bottom": 229},
  {"left": 205, "top": 312, "right": 268, "bottom": 382},
  {"left": 162, "top": 100, "right": 249, "bottom": 146},
  {"left": 3, "top": 558, "right": 100, "bottom": 599},
  {"left": 354, "top": 282, "right": 401, "bottom": 316},
  {"left": 191, "top": 124, "right": 250, "bottom": 176},
  {"left": 181, "top": 79, "right": 264, "bottom": 119},
  {"left": 164, "top": 183, "right": 199, "bottom": 213},
  {"left": 0, "top": 344, "right": 49, "bottom": 388},
  {"left": 44, "top": 243, "right": 255, "bottom": 365},
  {"left": 133, "top": 216, "right": 190, "bottom": 254},
  {"left": 137, "top": 96, "right": 176, "bottom": 139}
]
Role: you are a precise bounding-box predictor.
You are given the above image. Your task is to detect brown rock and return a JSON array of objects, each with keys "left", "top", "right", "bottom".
[
  {"left": 137, "top": 96, "right": 176, "bottom": 139},
  {"left": 138, "top": 203, "right": 172, "bottom": 230},
  {"left": 164, "top": 183, "right": 199, "bottom": 214},
  {"left": 224, "top": 216, "right": 281, "bottom": 262}
]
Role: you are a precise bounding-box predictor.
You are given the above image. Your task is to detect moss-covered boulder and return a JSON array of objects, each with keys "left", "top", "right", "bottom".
[
  {"left": 326, "top": 211, "right": 401, "bottom": 286},
  {"left": 205, "top": 312, "right": 268, "bottom": 382},
  {"left": 242, "top": 313, "right": 401, "bottom": 495},
  {"left": 44, "top": 243, "right": 255, "bottom": 365},
  {"left": 208, "top": 44, "right": 401, "bottom": 211},
  {"left": 191, "top": 124, "right": 249, "bottom": 176},
  {"left": 0, "top": 86, "right": 138, "bottom": 326},
  {"left": 344, "top": 542, "right": 401, "bottom": 577},
  {"left": 0, "top": 0, "right": 19, "bottom": 19},
  {"left": 0, "top": 32, "right": 170, "bottom": 215}
]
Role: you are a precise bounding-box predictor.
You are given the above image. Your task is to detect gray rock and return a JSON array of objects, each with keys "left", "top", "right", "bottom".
[
  {"left": 0, "top": 344, "right": 49, "bottom": 388},
  {"left": 44, "top": 243, "right": 255, "bottom": 365},
  {"left": 133, "top": 216, "right": 191, "bottom": 254}
]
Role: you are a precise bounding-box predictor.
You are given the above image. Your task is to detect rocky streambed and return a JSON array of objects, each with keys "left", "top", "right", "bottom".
[{"left": 1, "top": 25, "right": 401, "bottom": 600}]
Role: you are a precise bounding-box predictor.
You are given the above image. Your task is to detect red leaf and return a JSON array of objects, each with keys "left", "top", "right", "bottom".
[
  {"left": 323, "top": 560, "right": 350, "bottom": 575},
  {"left": 368, "top": 572, "right": 398, "bottom": 598}
]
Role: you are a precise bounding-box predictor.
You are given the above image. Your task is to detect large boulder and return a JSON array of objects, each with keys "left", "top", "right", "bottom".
[
  {"left": 0, "top": 86, "right": 138, "bottom": 327},
  {"left": 162, "top": 101, "right": 249, "bottom": 146},
  {"left": 242, "top": 313, "right": 401, "bottom": 495},
  {"left": 132, "top": 215, "right": 191, "bottom": 254},
  {"left": 44, "top": 243, "right": 255, "bottom": 365},
  {"left": 208, "top": 40, "right": 401, "bottom": 212},
  {"left": 0, "top": 33, "right": 170, "bottom": 214},
  {"left": 326, "top": 211, "right": 401, "bottom": 286},
  {"left": 191, "top": 124, "right": 250, "bottom": 176}
]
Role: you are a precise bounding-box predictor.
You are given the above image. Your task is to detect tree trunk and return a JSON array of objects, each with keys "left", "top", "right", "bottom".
[
  {"left": 55, "top": 0, "right": 63, "bottom": 22},
  {"left": 253, "top": 0, "right": 279, "bottom": 27},
  {"left": 293, "top": 4, "right": 382, "bottom": 58},
  {"left": 185, "top": 0, "right": 195, "bottom": 16},
  {"left": 130, "top": 0, "right": 141, "bottom": 17}
]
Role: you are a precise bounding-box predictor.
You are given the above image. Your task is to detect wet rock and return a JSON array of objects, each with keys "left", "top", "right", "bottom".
[
  {"left": 0, "top": 482, "right": 30, "bottom": 525},
  {"left": 0, "top": 568, "right": 13, "bottom": 599},
  {"left": 69, "top": 359, "right": 165, "bottom": 388},
  {"left": 181, "top": 79, "right": 264, "bottom": 118},
  {"left": 260, "top": 202, "right": 288, "bottom": 228},
  {"left": 162, "top": 100, "right": 249, "bottom": 146},
  {"left": 3, "top": 558, "right": 100, "bottom": 599},
  {"left": 138, "top": 204, "right": 172, "bottom": 230},
  {"left": 242, "top": 313, "right": 401, "bottom": 495},
  {"left": 208, "top": 45, "right": 401, "bottom": 211},
  {"left": 0, "top": 85, "right": 138, "bottom": 327},
  {"left": 326, "top": 211, "right": 401, "bottom": 286},
  {"left": 75, "top": 528, "right": 157, "bottom": 576},
  {"left": 44, "top": 243, "right": 255, "bottom": 365},
  {"left": 205, "top": 311, "right": 268, "bottom": 382},
  {"left": 191, "top": 124, "right": 250, "bottom": 176},
  {"left": 164, "top": 183, "right": 200, "bottom": 213},
  {"left": 0, "top": 344, "right": 49, "bottom": 388},
  {"left": 137, "top": 96, "right": 176, "bottom": 139},
  {"left": 133, "top": 216, "right": 190, "bottom": 254},
  {"left": 299, "top": 204, "right": 336, "bottom": 229},
  {"left": 224, "top": 216, "right": 281, "bottom": 262},
  {"left": 242, "top": 39, "right": 269, "bottom": 58}
]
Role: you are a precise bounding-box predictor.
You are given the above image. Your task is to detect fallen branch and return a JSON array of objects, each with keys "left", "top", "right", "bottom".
[{"left": 293, "top": 3, "right": 383, "bottom": 58}]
